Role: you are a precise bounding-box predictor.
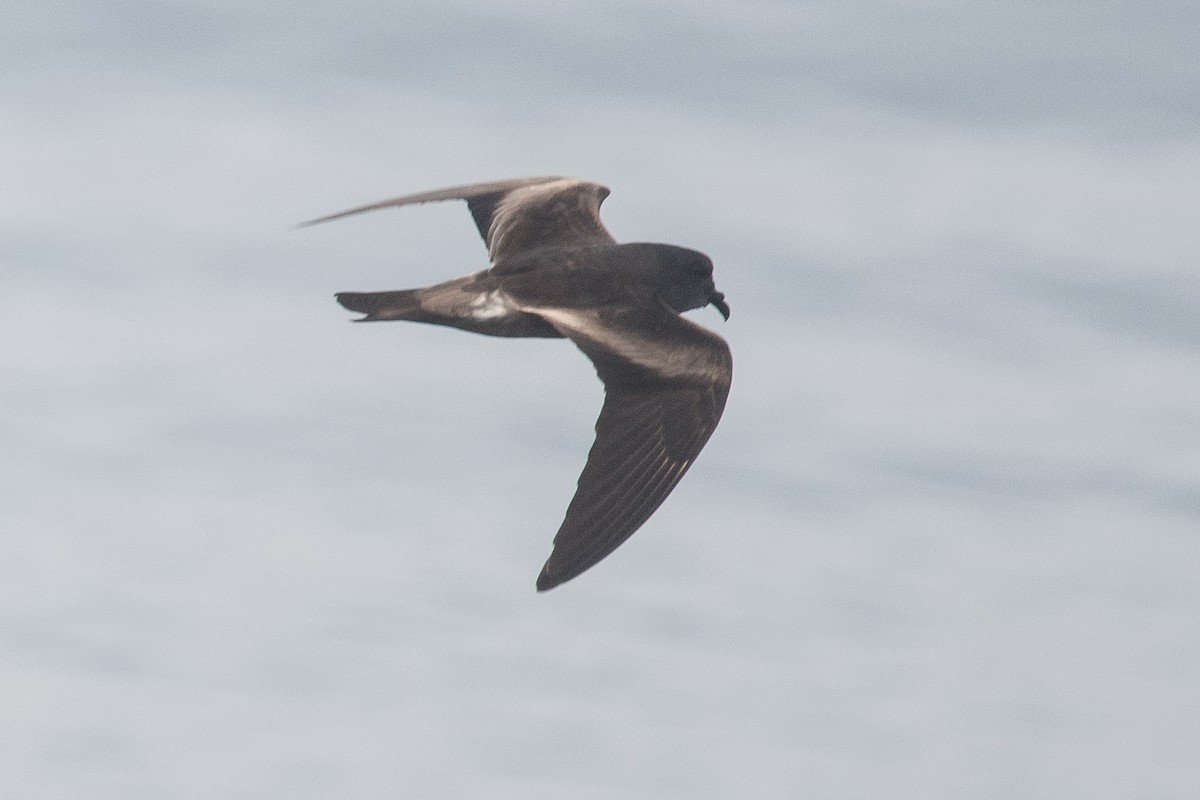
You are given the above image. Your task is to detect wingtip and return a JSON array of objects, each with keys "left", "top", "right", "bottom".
[
  {"left": 296, "top": 212, "right": 344, "bottom": 229},
  {"left": 297, "top": 210, "right": 353, "bottom": 229},
  {"left": 536, "top": 560, "right": 570, "bottom": 592}
]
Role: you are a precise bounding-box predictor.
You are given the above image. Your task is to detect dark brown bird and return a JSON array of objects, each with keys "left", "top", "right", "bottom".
[{"left": 303, "top": 177, "right": 732, "bottom": 590}]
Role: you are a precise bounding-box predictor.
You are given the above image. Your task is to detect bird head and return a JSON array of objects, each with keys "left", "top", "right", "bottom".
[{"left": 648, "top": 245, "right": 730, "bottom": 320}]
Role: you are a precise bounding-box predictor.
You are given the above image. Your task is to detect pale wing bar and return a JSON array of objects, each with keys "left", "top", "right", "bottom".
[{"left": 482, "top": 179, "right": 613, "bottom": 261}]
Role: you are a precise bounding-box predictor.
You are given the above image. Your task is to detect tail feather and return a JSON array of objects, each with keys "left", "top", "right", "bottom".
[
  {"left": 335, "top": 290, "right": 423, "bottom": 321},
  {"left": 335, "top": 283, "right": 564, "bottom": 338}
]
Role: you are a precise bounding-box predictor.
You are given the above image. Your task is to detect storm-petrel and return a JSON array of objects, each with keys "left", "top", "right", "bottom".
[{"left": 303, "top": 177, "right": 732, "bottom": 590}]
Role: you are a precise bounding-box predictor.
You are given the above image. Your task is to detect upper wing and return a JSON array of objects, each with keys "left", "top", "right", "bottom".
[
  {"left": 299, "top": 176, "right": 615, "bottom": 263},
  {"left": 530, "top": 304, "right": 732, "bottom": 591}
]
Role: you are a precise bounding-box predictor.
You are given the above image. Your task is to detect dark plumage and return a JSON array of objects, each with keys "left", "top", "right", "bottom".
[{"left": 303, "top": 177, "right": 732, "bottom": 590}]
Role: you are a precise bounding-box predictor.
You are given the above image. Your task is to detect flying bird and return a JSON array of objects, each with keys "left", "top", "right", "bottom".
[{"left": 303, "top": 176, "right": 732, "bottom": 590}]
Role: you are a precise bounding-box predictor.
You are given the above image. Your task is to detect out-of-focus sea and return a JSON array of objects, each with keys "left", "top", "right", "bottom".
[{"left": 3, "top": 2, "right": 1197, "bottom": 797}]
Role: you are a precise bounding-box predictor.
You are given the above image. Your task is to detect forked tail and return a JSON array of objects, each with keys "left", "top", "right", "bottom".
[{"left": 335, "top": 291, "right": 422, "bottom": 321}]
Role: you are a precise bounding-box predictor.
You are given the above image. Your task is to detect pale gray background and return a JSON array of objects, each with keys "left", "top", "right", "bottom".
[{"left": 3, "top": 2, "right": 1198, "bottom": 798}]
